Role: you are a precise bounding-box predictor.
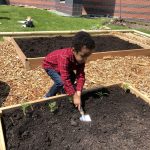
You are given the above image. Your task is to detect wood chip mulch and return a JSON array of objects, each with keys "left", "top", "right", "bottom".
[{"left": 0, "top": 40, "right": 150, "bottom": 107}]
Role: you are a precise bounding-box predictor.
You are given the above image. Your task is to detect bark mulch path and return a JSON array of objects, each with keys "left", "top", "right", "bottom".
[{"left": 0, "top": 36, "right": 150, "bottom": 107}]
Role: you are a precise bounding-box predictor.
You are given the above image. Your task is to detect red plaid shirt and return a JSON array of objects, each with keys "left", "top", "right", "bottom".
[{"left": 42, "top": 48, "right": 85, "bottom": 95}]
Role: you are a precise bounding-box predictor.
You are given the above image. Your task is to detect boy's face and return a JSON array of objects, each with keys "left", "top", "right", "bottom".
[{"left": 73, "top": 46, "right": 93, "bottom": 64}]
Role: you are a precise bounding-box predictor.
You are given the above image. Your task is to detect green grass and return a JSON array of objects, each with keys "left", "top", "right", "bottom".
[
  {"left": 137, "top": 28, "right": 150, "bottom": 34},
  {"left": 0, "top": 5, "right": 149, "bottom": 35},
  {"left": 0, "top": 5, "right": 109, "bottom": 32},
  {"left": 0, "top": 36, "right": 4, "bottom": 41}
]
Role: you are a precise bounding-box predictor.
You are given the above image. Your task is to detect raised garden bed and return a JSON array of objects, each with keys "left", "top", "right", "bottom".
[
  {"left": 0, "top": 83, "right": 150, "bottom": 150},
  {"left": 4, "top": 30, "right": 150, "bottom": 70},
  {"left": 14, "top": 35, "right": 142, "bottom": 58}
]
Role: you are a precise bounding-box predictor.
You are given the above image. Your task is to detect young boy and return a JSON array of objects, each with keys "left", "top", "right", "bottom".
[{"left": 42, "top": 31, "right": 95, "bottom": 110}]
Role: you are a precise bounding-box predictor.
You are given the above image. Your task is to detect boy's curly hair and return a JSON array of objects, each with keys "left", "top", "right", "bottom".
[{"left": 72, "top": 31, "right": 95, "bottom": 52}]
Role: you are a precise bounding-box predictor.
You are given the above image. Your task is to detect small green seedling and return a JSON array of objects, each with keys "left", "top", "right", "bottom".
[
  {"left": 96, "top": 91, "right": 109, "bottom": 99},
  {"left": 48, "top": 102, "right": 58, "bottom": 112},
  {"left": 21, "top": 103, "right": 31, "bottom": 116},
  {"left": 122, "top": 83, "right": 130, "bottom": 93},
  {"left": 91, "top": 23, "right": 101, "bottom": 30},
  {"left": 68, "top": 96, "right": 73, "bottom": 103}
]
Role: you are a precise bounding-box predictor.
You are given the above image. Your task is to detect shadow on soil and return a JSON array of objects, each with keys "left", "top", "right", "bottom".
[{"left": 0, "top": 81, "right": 10, "bottom": 106}]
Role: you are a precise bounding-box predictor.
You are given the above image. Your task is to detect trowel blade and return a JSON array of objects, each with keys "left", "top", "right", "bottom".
[{"left": 80, "top": 114, "right": 91, "bottom": 122}]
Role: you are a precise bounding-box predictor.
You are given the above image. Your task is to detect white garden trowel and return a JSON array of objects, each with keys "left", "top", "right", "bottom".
[{"left": 79, "top": 107, "right": 91, "bottom": 122}]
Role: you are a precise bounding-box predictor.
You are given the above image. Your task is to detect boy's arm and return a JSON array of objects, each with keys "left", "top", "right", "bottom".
[
  {"left": 76, "top": 63, "right": 85, "bottom": 92},
  {"left": 59, "top": 57, "right": 76, "bottom": 96}
]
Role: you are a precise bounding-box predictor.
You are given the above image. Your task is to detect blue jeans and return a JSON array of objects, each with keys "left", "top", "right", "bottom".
[{"left": 45, "top": 69, "right": 76, "bottom": 97}]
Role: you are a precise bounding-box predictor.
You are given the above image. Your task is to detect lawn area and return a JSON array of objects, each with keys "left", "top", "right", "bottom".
[
  {"left": 0, "top": 5, "right": 149, "bottom": 34},
  {"left": 0, "top": 5, "right": 111, "bottom": 32}
]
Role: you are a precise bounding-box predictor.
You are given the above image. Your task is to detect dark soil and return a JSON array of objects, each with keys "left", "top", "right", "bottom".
[
  {"left": 2, "top": 85, "right": 150, "bottom": 150},
  {"left": 14, "top": 35, "right": 142, "bottom": 58}
]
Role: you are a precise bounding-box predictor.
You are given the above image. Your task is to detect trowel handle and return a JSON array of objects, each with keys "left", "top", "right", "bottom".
[{"left": 79, "top": 107, "right": 84, "bottom": 115}]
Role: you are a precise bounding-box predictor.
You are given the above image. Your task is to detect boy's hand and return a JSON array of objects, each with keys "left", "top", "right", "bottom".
[{"left": 73, "top": 91, "right": 81, "bottom": 110}]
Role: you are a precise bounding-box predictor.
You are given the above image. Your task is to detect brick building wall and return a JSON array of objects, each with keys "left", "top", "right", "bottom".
[
  {"left": 55, "top": 0, "right": 73, "bottom": 15},
  {"left": 55, "top": 0, "right": 82, "bottom": 16},
  {"left": 82, "top": 0, "right": 150, "bottom": 21},
  {"left": 5, "top": 0, "right": 82, "bottom": 15},
  {"left": 5, "top": 0, "right": 150, "bottom": 21}
]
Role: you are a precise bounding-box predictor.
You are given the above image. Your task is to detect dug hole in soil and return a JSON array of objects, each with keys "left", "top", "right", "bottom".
[
  {"left": 2, "top": 85, "right": 150, "bottom": 150},
  {"left": 14, "top": 35, "right": 142, "bottom": 58}
]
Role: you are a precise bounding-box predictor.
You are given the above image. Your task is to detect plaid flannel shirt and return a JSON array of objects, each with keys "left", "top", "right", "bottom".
[{"left": 42, "top": 48, "right": 85, "bottom": 95}]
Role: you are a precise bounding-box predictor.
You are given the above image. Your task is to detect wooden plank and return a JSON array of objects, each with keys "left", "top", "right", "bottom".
[
  {"left": 0, "top": 116, "right": 6, "bottom": 150},
  {"left": 0, "top": 84, "right": 118, "bottom": 111},
  {"left": 9, "top": 37, "right": 28, "bottom": 68},
  {"left": 10, "top": 30, "right": 135, "bottom": 39},
  {"left": 27, "top": 57, "right": 44, "bottom": 70},
  {"left": 13, "top": 33, "right": 114, "bottom": 39},
  {"left": 0, "top": 94, "right": 67, "bottom": 111},
  {"left": 27, "top": 48, "right": 150, "bottom": 70},
  {"left": 0, "top": 30, "right": 134, "bottom": 36},
  {"left": 121, "top": 82, "right": 150, "bottom": 105},
  {"left": 13, "top": 34, "right": 73, "bottom": 39},
  {"left": 87, "top": 48, "right": 150, "bottom": 62},
  {"left": 133, "top": 30, "right": 150, "bottom": 38}
]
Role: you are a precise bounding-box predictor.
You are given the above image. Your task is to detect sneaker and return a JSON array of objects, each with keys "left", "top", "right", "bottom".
[{"left": 56, "top": 93, "right": 61, "bottom": 96}]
